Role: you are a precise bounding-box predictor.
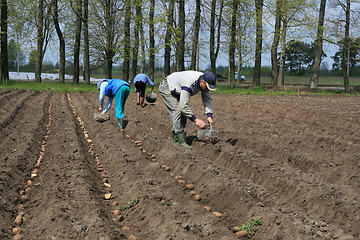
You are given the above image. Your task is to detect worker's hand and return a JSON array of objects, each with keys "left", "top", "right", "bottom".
[
  {"left": 195, "top": 119, "right": 206, "bottom": 129},
  {"left": 207, "top": 117, "right": 214, "bottom": 123},
  {"left": 101, "top": 111, "right": 106, "bottom": 115},
  {"left": 98, "top": 107, "right": 103, "bottom": 112}
]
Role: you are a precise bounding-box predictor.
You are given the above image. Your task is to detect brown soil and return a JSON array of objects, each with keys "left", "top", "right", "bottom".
[{"left": 1, "top": 89, "right": 359, "bottom": 240}]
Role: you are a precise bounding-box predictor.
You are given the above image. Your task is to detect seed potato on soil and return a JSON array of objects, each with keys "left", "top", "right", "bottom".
[{"left": 0, "top": 89, "right": 359, "bottom": 239}]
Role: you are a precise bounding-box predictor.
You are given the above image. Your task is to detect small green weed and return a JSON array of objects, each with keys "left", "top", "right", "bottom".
[
  {"left": 67, "top": 171, "right": 78, "bottom": 176},
  {"left": 238, "top": 216, "right": 263, "bottom": 237},
  {"left": 33, "top": 182, "right": 42, "bottom": 187},
  {"left": 166, "top": 201, "right": 180, "bottom": 206},
  {"left": 107, "top": 225, "right": 120, "bottom": 232},
  {"left": 119, "top": 198, "right": 139, "bottom": 211}
]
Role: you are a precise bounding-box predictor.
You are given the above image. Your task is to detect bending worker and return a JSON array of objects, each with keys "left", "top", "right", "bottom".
[
  {"left": 159, "top": 70, "right": 216, "bottom": 149},
  {"left": 97, "top": 79, "right": 130, "bottom": 131},
  {"left": 133, "top": 73, "right": 155, "bottom": 107}
]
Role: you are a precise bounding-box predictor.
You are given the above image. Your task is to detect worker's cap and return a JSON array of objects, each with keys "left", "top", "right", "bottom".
[
  {"left": 203, "top": 71, "right": 216, "bottom": 91},
  {"left": 97, "top": 80, "right": 106, "bottom": 90}
]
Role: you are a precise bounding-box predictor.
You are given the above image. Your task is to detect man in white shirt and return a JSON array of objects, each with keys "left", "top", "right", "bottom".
[{"left": 159, "top": 71, "right": 216, "bottom": 149}]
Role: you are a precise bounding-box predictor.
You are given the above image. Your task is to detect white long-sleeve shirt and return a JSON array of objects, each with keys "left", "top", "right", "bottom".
[{"left": 166, "top": 71, "right": 214, "bottom": 120}]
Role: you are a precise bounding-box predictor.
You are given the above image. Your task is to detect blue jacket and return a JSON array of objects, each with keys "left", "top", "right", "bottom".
[
  {"left": 133, "top": 73, "right": 155, "bottom": 86},
  {"left": 98, "top": 79, "right": 130, "bottom": 113},
  {"left": 105, "top": 79, "right": 130, "bottom": 97}
]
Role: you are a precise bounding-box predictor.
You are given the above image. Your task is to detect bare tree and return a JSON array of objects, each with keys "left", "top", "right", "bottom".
[
  {"left": 190, "top": 0, "right": 201, "bottom": 70},
  {"left": 309, "top": 0, "right": 326, "bottom": 89},
  {"left": 52, "top": 0, "right": 65, "bottom": 83},
  {"left": 253, "top": 0, "right": 263, "bottom": 86},
  {"left": 341, "top": 0, "right": 350, "bottom": 92},
  {"left": 175, "top": 0, "right": 185, "bottom": 71},
  {"left": 73, "top": 0, "right": 82, "bottom": 83},
  {"left": 123, "top": 0, "right": 131, "bottom": 81},
  {"left": 149, "top": 0, "right": 155, "bottom": 79},
  {"left": 83, "top": 0, "right": 90, "bottom": 84},
  {"left": 131, "top": 0, "right": 142, "bottom": 80},
  {"left": 271, "top": 0, "right": 281, "bottom": 87},
  {"left": 164, "top": 0, "right": 174, "bottom": 77},
  {"left": 210, "top": 0, "right": 224, "bottom": 74},
  {"left": 35, "top": 0, "right": 45, "bottom": 82},
  {"left": 1, "top": 0, "right": 9, "bottom": 83},
  {"left": 228, "top": 0, "right": 238, "bottom": 88}
]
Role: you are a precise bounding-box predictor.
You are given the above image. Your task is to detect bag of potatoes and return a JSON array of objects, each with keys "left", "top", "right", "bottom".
[{"left": 93, "top": 112, "right": 110, "bottom": 122}]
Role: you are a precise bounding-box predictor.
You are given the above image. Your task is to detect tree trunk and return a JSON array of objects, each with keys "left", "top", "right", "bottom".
[
  {"left": 236, "top": 9, "right": 243, "bottom": 86},
  {"left": 164, "top": 0, "right": 174, "bottom": 77},
  {"left": 52, "top": 0, "right": 65, "bottom": 83},
  {"left": 277, "top": 20, "right": 287, "bottom": 87},
  {"left": 140, "top": 19, "right": 145, "bottom": 73},
  {"left": 190, "top": 0, "right": 201, "bottom": 70},
  {"left": 149, "top": 0, "right": 155, "bottom": 79},
  {"left": 122, "top": 0, "right": 131, "bottom": 81},
  {"left": 253, "top": 0, "right": 263, "bottom": 86},
  {"left": 104, "top": 0, "right": 116, "bottom": 79},
  {"left": 83, "top": 0, "right": 90, "bottom": 84},
  {"left": 271, "top": 0, "right": 281, "bottom": 87},
  {"left": 176, "top": 0, "right": 185, "bottom": 71},
  {"left": 342, "top": 0, "right": 350, "bottom": 92},
  {"left": 228, "top": 0, "right": 238, "bottom": 88},
  {"left": 215, "top": 0, "right": 223, "bottom": 70},
  {"left": 132, "top": 0, "right": 141, "bottom": 80},
  {"left": 210, "top": 0, "right": 216, "bottom": 73},
  {"left": 310, "top": 0, "right": 326, "bottom": 89},
  {"left": 73, "top": 0, "right": 82, "bottom": 83},
  {"left": 35, "top": 0, "right": 45, "bottom": 82},
  {"left": 1, "top": 0, "right": 9, "bottom": 83},
  {"left": 209, "top": 0, "right": 224, "bottom": 74}
]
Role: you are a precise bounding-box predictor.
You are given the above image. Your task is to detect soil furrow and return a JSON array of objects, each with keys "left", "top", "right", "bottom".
[
  {"left": 22, "top": 92, "right": 118, "bottom": 239},
  {"left": 0, "top": 91, "right": 50, "bottom": 239},
  {"left": 1, "top": 90, "right": 359, "bottom": 240},
  {"left": 0, "top": 90, "right": 38, "bottom": 129}
]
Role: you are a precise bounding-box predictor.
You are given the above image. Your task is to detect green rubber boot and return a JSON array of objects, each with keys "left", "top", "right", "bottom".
[
  {"left": 176, "top": 132, "right": 192, "bottom": 149},
  {"left": 172, "top": 131, "right": 178, "bottom": 143},
  {"left": 117, "top": 119, "right": 128, "bottom": 130},
  {"left": 117, "top": 119, "right": 123, "bottom": 129}
]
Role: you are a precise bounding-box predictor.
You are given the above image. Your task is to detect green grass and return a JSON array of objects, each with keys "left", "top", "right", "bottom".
[
  {"left": 214, "top": 85, "right": 355, "bottom": 96},
  {"left": 1, "top": 78, "right": 359, "bottom": 96},
  {"left": 228, "top": 76, "right": 360, "bottom": 86},
  {"left": 1, "top": 80, "right": 98, "bottom": 92}
]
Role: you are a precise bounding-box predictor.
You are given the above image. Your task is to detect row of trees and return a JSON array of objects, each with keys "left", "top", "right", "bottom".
[{"left": 1, "top": 0, "right": 359, "bottom": 91}]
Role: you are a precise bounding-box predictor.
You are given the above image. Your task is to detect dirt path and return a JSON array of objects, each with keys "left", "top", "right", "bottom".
[{"left": 0, "top": 89, "right": 359, "bottom": 240}]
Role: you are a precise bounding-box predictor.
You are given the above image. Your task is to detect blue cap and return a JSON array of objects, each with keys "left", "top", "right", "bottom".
[{"left": 203, "top": 71, "right": 216, "bottom": 91}]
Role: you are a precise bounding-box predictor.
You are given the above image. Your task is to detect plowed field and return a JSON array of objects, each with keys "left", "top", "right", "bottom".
[{"left": 1, "top": 89, "right": 359, "bottom": 240}]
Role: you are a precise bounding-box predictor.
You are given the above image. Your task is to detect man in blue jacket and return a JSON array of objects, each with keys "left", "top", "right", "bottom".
[{"left": 97, "top": 79, "right": 130, "bottom": 131}]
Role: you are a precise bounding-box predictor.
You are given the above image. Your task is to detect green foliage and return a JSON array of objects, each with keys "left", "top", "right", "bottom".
[
  {"left": 332, "top": 37, "right": 360, "bottom": 75},
  {"left": 238, "top": 216, "right": 263, "bottom": 237},
  {"left": 119, "top": 198, "right": 139, "bottom": 212},
  {"left": 285, "top": 40, "right": 315, "bottom": 76},
  {"left": 8, "top": 39, "right": 26, "bottom": 70}
]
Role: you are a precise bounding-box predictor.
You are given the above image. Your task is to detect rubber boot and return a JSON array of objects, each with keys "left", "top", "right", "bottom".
[
  {"left": 117, "top": 119, "right": 128, "bottom": 129},
  {"left": 172, "top": 131, "right": 178, "bottom": 143},
  {"left": 176, "top": 132, "right": 192, "bottom": 149},
  {"left": 117, "top": 119, "right": 124, "bottom": 129}
]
